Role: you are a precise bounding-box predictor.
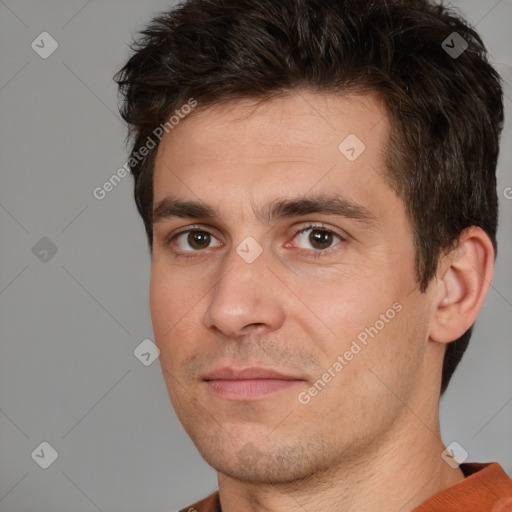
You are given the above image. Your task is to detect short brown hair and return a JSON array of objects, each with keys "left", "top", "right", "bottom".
[{"left": 115, "top": 0, "right": 504, "bottom": 395}]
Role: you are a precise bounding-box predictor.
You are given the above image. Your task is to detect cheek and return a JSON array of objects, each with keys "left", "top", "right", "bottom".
[
  {"left": 299, "top": 267, "right": 425, "bottom": 389},
  {"left": 149, "top": 266, "right": 173, "bottom": 339},
  {"left": 359, "top": 292, "right": 430, "bottom": 401},
  {"left": 149, "top": 264, "right": 197, "bottom": 363},
  {"left": 289, "top": 266, "right": 399, "bottom": 352}
]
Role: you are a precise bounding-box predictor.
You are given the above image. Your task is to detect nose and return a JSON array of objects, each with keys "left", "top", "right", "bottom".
[{"left": 203, "top": 245, "right": 286, "bottom": 338}]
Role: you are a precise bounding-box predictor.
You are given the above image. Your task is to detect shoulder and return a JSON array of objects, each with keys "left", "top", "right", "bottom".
[
  {"left": 177, "top": 492, "right": 220, "bottom": 512},
  {"left": 413, "top": 462, "right": 512, "bottom": 512}
]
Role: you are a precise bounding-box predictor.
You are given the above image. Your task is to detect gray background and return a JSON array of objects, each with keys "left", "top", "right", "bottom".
[{"left": 0, "top": 1, "right": 511, "bottom": 511}]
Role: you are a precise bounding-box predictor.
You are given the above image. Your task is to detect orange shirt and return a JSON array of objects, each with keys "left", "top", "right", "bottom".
[{"left": 178, "top": 463, "right": 512, "bottom": 512}]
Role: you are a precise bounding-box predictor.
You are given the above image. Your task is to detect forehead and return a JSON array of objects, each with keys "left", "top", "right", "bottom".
[{"left": 153, "top": 91, "right": 395, "bottom": 222}]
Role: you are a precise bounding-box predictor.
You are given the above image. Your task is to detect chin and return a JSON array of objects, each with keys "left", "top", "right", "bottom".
[{"left": 194, "top": 437, "right": 331, "bottom": 485}]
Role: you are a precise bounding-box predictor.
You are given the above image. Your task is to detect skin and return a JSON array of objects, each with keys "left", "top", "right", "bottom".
[{"left": 149, "top": 91, "right": 494, "bottom": 511}]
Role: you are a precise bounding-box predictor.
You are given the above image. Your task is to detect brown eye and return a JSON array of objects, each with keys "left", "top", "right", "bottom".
[
  {"left": 172, "top": 228, "right": 222, "bottom": 252},
  {"left": 308, "top": 229, "right": 334, "bottom": 249},
  {"left": 187, "top": 231, "right": 211, "bottom": 250},
  {"left": 294, "top": 226, "right": 342, "bottom": 252}
]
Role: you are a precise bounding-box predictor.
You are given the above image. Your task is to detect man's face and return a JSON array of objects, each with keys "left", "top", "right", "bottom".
[{"left": 150, "top": 92, "right": 438, "bottom": 483}]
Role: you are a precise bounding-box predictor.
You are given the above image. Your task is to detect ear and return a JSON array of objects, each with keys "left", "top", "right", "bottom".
[{"left": 429, "top": 227, "right": 495, "bottom": 344}]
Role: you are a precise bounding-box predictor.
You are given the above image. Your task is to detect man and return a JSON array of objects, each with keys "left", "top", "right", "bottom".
[{"left": 115, "top": 0, "right": 512, "bottom": 510}]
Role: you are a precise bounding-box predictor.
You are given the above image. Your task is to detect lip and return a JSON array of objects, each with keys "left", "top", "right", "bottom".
[
  {"left": 204, "top": 366, "right": 301, "bottom": 381},
  {"left": 203, "top": 366, "right": 304, "bottom": 400}
]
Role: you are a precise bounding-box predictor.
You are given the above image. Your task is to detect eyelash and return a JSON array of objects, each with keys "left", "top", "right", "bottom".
[{"left": 166, "top": 224, "right": 345, "bottom": 259}]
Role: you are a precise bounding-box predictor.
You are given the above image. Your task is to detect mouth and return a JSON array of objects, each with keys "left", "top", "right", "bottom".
[{"left": 203, "top": 367, "right": 305, "bottom": 400}]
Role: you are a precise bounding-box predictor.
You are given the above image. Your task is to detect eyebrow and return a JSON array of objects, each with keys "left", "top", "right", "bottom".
[{"left": 152, "top": 194, "right": 378, "bottom": 227}]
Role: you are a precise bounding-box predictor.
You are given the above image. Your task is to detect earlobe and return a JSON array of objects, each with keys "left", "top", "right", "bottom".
[{"left": 429, "top": 227, "right": 494, "bottom": 344}]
